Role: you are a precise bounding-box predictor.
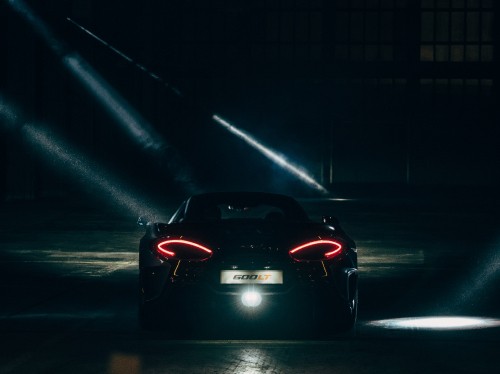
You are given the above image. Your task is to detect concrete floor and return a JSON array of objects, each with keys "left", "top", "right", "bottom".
[{"left": 0, "top": 195, "right": 499, "bottom": 373}]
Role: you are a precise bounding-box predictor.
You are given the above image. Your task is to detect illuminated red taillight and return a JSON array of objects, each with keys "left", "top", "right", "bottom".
[
  {"left": 156, "top": 239, "right": 213, "bottom": 261},
  {"left": 289, "top": 240, "right": 342, "bottom": 262}
]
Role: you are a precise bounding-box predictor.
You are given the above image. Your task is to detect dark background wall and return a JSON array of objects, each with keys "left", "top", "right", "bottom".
[{"left": 1, "top": 0, "right": 499, "bottom": 200}]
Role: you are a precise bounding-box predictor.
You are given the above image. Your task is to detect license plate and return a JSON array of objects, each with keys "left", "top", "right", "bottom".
[{"left": 220, "top": 270, "right": 283, "bottom": 284}]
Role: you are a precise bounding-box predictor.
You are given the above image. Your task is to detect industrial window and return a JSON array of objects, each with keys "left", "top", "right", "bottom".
[
  {"left": 173, "top": 2, "right": 325, "bottom": 63},
  {"left": 333, "top": 0, "right": 404, "bottom": 62},
  {"left": 420, "top": 0, "right": 494, "bottom": 62},
  {"left": 252, "top": 2, "right": 324, "bottom": 62},
  {"left": 419, "top": 78, "right": 493, "bottom": 98}
]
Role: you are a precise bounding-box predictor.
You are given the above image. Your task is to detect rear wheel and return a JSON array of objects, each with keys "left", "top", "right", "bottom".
[
  {"left": 138, "top": 289, "right": 188, "bottom": 336},
  {"left": 138, "top": 300, "right": 159, "bottom": 331},
  {"left": 334, "top": 289, "right": 358, "bottom": 333},
  {"left": 313, "top": 290, "right": 358, "bottom": 337},
  {"left": 139, "top": 300, "right": 193, "bottom": 337}
]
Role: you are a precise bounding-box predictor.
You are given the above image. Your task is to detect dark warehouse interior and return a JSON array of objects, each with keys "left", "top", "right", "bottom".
[
  {"left": 2, "top": 0, "right": 499, "bottom": 200},
  {"left": 1, "top": 1, "right": 499, "bottom": 373}
]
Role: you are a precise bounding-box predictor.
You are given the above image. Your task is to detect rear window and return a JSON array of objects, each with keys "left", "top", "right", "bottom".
[
  {"left": 217, "top": 203, "right": 286, "bottom": 221},
  {"left": 179, "top": 194, "right": 308, "bottom": 223}
]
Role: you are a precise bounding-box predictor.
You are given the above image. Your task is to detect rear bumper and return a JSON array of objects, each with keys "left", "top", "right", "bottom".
[
  {"left": 159, "top": 283, "right": 344, "bottom": 322},
  {"left": 142, "top": 271, "right": 357, "bottom": 310},
  {"left": 141, "top": 265, "right": 357, "bottom": 309}
]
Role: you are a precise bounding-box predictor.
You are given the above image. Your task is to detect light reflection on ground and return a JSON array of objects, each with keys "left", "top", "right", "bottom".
[{"left": 367, "top": 316, "right": 500, "bottom": 330}]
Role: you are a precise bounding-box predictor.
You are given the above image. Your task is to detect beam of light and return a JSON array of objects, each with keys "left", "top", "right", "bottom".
[
  {"left": 23, "top": 125, "right": 162, "bottom": 219},
  {"left": 447, "top": 240, "right": 500, "bottom": 311},
  {"left": 64, "top": 16, "right": 327, "bottom": 195},
  {"left": 0, "top": 95, "right": 19, "bottom": 129},
  {"left": 6, "top": 0, "right": 200, "bottom": 194},
  {"left": 6, "top": 0, "right": 66, "bottom": 56},
  {"left": 212, "top": 115, "right": 328, "bottom": 194},
  {"left": 7, "top": 0, "right": 162, "bottom": 151},
  {"left": 367, "top": 316, "right": 500, "bottom": 331},
  {"left": 0, "top": 98, "right": 162, "bottom": 220},
  {"left": 62, "top": 54, "right": 163, "bottom": 150},
  {"left": 66, "top": 17, "right": 183, "bottom": 98}
]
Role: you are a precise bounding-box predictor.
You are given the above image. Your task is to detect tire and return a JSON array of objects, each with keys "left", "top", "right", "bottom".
[
  {"left": 314, "top": 290, "right": 358, "bottom": 337},
  {"left": 336, "top": 289, "right": 358, "bottom": 332},
  {"left": 138, "top": 294, "right": 191, "bottom": 337},
  {"left": 138, "top": 298, "right": 164, "bottom": 331}
]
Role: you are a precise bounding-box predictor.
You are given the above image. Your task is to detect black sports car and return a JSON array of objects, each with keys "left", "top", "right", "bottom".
[{"left": 138, "top": 192, "right": 358, "bottom": 336}]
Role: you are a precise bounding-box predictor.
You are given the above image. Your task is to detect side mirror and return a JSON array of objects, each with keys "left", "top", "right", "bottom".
[
  {"left": 322, "top": 215, "right": 339, "bottom": 227},
  {"left": 137, "top": 216, "right": 150, "bottom": 227}
]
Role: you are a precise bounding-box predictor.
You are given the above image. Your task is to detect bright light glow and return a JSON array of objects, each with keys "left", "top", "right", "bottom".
[
  {"left": 325, "top": 247, "right": 343, "bottom": 258},
  {"left": 157, "top": 240, "right": 213, "bottom": 254},
  {"left": 368, "top": 316, "right": 500, "bottom": 331},
  {"left": 241, "top": 291, "right": 262, "bottom": 308},
  {"left": 157, "top": 247, "right": 175, "bottom": 258},
  {"left": 289, "top": 239, "right": 342, "bottom": 259},
  {"left": 212, "top": 115, "right": 328, "bottom": 194},
  {"left": 156, "top": 239, "right": 213, "bottom": 260}
]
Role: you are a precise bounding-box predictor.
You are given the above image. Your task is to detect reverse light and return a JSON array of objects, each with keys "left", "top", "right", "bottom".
[
  {"left": 156, "top": 239, "right": 213, "bottom": 261},
  {"left": 289, "top": 240, "right": 342, "bottom": 262},
  {"left": 241, "top": 291, "right": 262, "bottom": 308}
]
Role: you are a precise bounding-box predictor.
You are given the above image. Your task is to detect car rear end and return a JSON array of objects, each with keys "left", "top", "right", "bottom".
[{"left": 139, "top": 221, "right": 357, "bottom": 334}]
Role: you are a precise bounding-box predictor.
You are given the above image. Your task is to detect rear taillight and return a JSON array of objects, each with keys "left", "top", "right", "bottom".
[
  {"left": 156, "top": 239, "right": 213, "bottom": 261},
  {"left": 289, "top": 240, "right": 342, "bottom": 262}
]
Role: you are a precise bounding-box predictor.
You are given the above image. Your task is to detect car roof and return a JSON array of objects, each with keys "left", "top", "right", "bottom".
[
  {"left": 183, "top": 192, "right": 309, "bottom": 221},
  {"left": 188, "top": 191, "right": 298, "bottom": 202}
]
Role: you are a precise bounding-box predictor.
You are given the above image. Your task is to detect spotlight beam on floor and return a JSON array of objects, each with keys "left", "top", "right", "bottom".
[
  {"left": 368, "top": 316, "right": 500, "bottom": 331},
  {"left": 213, "top": 115, "right": 328, "bottom": 194}
]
